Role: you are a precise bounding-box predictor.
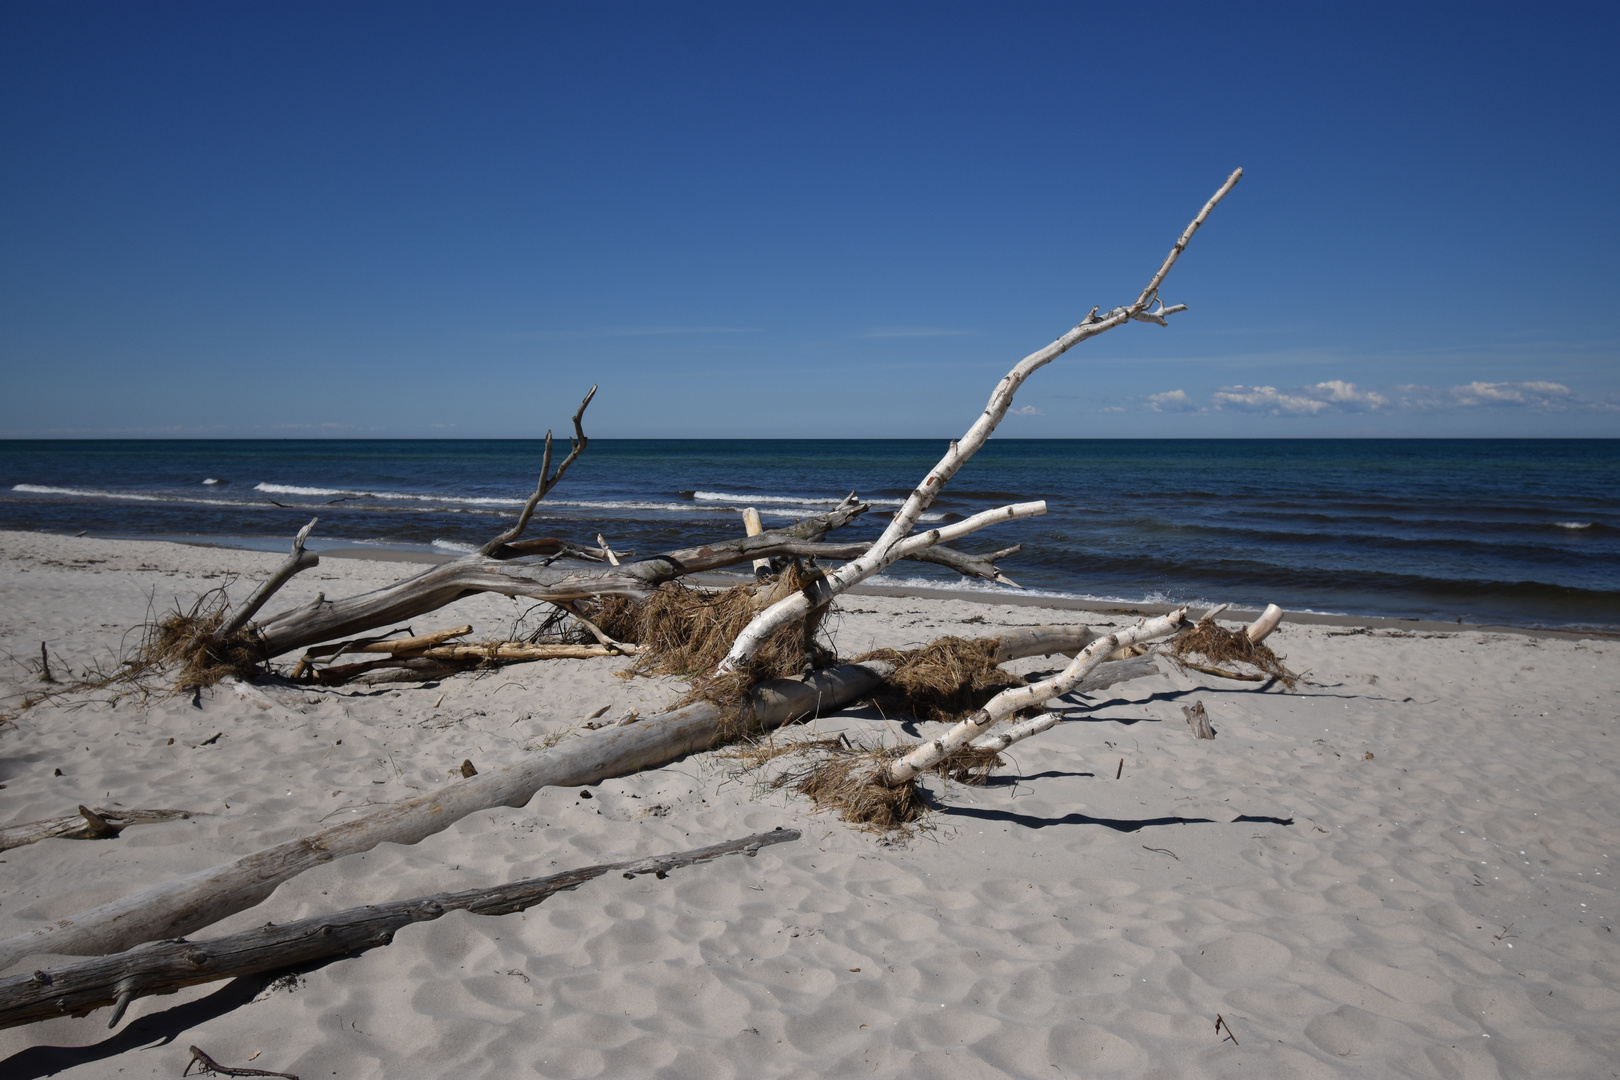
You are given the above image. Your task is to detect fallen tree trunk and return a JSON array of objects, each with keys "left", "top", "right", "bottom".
[
  {"left": 0, "top": 807, "right": 199, "bottom": 854},
  {"left": 0, "top": 621, "right": 1118, "bottom": 966},
  {"left": 0, "top": 662, "right": 890, "bottom": 968},
  {"left": 245, "top": 499, "right": 871, "bottom": 660},
  {"left": 0, "top": 829, "right": 798, "bottom": 1032}
]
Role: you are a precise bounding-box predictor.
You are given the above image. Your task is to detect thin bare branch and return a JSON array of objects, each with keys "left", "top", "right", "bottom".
[{"left": 479, "top": 385, "right": 597, "bottom": 556}]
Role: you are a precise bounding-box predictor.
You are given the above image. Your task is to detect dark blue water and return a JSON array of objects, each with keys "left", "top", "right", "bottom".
[{"left": 3, "top": 440, "right": 1617, "bottom": 631}]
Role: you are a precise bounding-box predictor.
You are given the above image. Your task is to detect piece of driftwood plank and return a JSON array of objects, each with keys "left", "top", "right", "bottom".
[
  {"left": 0, "top": 807, "right": 198, "bottom": 853},
  {"left": 1182, "top": 700, "right": 1215, "bottom": 739},
  {"left": 0, "top": 829, "right": 798, "bottom": 1032}
]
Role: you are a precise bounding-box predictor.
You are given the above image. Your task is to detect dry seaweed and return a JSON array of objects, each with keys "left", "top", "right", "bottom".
[
  {"left": 1168, "top": 620, "right": 1296, "bottom": 688},
  {"left": 133, "top": 589, "right": 264, "bottom": 689},
  {"left": 580, "top": 564, "right": 835, "bottom": 707},
  {"left": 855, "top": 635, "right": 1027, "bottom": 724},
  {"left": 722, "top": 732, "right": 1004, "bottom": 834}
]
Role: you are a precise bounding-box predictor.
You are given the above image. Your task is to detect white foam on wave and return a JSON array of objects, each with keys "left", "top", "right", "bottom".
[
  {"left": 13, "top": 484, "right": 248, "bottom": 508},
  {"left": 255, "top": 482, "right": 524, "bottom": 506},
  {"left": 431, "top": 539, "right": 479, "bottom": 553},
  {"left": 1553, "top": 521, "right": 1595, "bottom": 530},
  {"left": 202, "top": 478, "right": 221, "bottom": 485},
  {"left": 693, "top": 489, "right": 907, "bottom": 508}
]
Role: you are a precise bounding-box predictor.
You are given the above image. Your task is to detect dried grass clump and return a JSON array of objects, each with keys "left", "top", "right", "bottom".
[
  {"left": 581, "top": 566, "right": 835, "bottom": 709},
  {"left": 1169, "top": 620, "right": 1296, "bottom": 688},
  {"left": 855, "top": 636, "right": 1026, "bottom": 724},
  {"left": 723, "top": 733, "right": 1004, "bottom": 834},
  {"left": 778, "top": 743, "right": 926, "bottom": 832},
  {"left": 136, "top": 593, "right": 262, "bottom": 689}
]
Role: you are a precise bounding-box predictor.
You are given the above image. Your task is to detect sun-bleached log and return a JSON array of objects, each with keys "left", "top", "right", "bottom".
[
  {"left": 0, "top": 661, "right": 893, "bottom": 969},
  {"left": 0, "top": 830, "right": 797, "bottom": 1032},
  {"left": 886, "top": 610, "right": 1190, "bottom": 785},
  {"left": 717, "top": 170, "right": 1243, "bottom": 675}
]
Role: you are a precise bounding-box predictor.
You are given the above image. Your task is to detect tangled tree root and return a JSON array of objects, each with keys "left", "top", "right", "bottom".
[
  {"left": 136, "top": 593, "right": 263, "bottom": 689},
  {"left": 1169, "top": 620, "right": 1295, "bottom": 688}
]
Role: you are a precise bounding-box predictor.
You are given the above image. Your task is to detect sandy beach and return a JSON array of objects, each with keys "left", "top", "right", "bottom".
[{"left": 1, "top": 529, "right": 1616, "bottom": 1079}]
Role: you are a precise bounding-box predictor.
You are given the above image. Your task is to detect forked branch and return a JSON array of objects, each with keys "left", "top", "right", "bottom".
[
  {"left": 717, "top": 169, "right": 1243, "bottom": 673},
  {"left": 479, "top": 385, "right": 598, "bottom": 556}
]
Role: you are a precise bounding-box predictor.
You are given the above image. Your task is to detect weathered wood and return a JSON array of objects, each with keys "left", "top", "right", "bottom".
[
  {"left": 1182, "top": 700, "right": 1215, "bottom": 739},
  {"left": 1246, "top": 603, "right": 1284, "bottom": 644},
  {"left": 717, "top": 170, "right": 1243, "bottom": 674},
  {"left": 216, "top": 518, "right": 318, "bottom": 641},
  {"left": 247, "top": 499, "right": 871, "bottom": 660},
  {"left": 742, "top": 507, "right": 769, "bottom": 578},
  {"left": 0, "top": 662, "right": 891, "bottom": 968},
  {"left": 0, "top": 807, "right": 198, "bottom": 854},
  {"left": 477, "top": 386, "right": 596, "bottom": 557},
  {"left": 303, "top": 625, "right": 472, "bottom": 659},
  {"left": 781, "top": 541, "right": 1023, "bottom": 587},
  {"left": 0, "top": 830, "right": 798, "bottom": 1032}
]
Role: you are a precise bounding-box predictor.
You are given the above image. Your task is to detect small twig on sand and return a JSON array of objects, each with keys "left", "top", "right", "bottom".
[
  {"left": 184, "top": 1044, "right": 299, "bottom": 1079},
  {"left": 1215, "top": 1013, "right": 1239, "bottom": 1045}
]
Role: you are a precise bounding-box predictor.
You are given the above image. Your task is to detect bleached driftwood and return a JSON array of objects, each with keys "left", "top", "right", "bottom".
[
  {"left": 0, "top": 663, "right": 890, "bottom": 969},
  {"left": 0, "top": 620, "right": 1118, "bottom": 966},
  {"left": 885, "top": 610, "right": 1191, "bottom": 784},
  {"left": 1246, "top": 603, "right": 1284, "bottom": 644},
  {"left": 214, "top": 518, "right": 318, "bottom": 642},
  {"left": 246, "top": 498, "right": 872, "bottom": 660},
  {"left": 0, "top": 807, "right": 199, "bottom": 854},
  {"left": 717, "top": 170, "right": 1243, "bottom": 675},
  {"left": 0, "top": 829, "right": 797, "bottom": 1032}
]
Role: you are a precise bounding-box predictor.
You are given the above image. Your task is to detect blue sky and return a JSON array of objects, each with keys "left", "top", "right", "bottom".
[{"left": 2, "top": 2, "right": 1616, "bottom": 439}]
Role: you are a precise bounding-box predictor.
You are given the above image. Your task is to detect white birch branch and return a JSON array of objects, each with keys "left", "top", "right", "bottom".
[
  {"left": 969, "top": 655, "right": 1162, "bottom": 753},
  {"left": 884, "top": 609, "right": 1189, "bottom": 785},
  {"left": 717, "top": 170, "right": 1242, "bottom": 674}
]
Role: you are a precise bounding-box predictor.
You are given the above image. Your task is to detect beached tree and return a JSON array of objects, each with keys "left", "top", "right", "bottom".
[{"left": 0, "top": 168, "right": 1296, "bottom": 977}]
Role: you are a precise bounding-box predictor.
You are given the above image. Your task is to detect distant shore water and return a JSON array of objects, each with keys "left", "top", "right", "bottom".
[{"left": 3, "top": 438, "right": 1617, "bottom": 632}]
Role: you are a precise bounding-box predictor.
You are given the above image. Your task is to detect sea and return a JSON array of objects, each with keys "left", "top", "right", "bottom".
[{"left": 2, "top": 439, "right": 1617, "bottom": 633}]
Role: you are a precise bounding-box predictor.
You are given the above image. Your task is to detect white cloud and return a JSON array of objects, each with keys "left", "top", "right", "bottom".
[
  {"left": 1312, "top": 380, "right": 1388, "bottom": 409},
  {"left": 1146, "top": 389, "right": 1197, "bottom": 412},
  {"left": 1393, "top": 380, "right": 1618, "bottom": 412},
  {"left": 1009, "top": 404, "right": 1043, "bottom": 416},
  {"left": 1211, "top": 385, "right": 1331, "bottom": 415}
]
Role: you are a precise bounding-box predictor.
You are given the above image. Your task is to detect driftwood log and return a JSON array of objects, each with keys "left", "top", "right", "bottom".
[
  {"left": 0, "top": 807, "right": 198, "bottom": 854},
  {"left": 0, "top": 829, "right": 798, "bottom": 1031},
  {"left": 0, "top": 623, "right": 1123, "bottom": 967}
]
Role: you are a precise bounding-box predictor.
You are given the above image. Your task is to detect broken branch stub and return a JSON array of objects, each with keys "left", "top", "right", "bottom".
[{"left": 717, "top": 170, "right": 1243, "bottom": 675}]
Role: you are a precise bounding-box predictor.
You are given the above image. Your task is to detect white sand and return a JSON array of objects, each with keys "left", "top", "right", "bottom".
[{"left": 0, "top": 530, "right": 1616, "bottom": 1078}]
